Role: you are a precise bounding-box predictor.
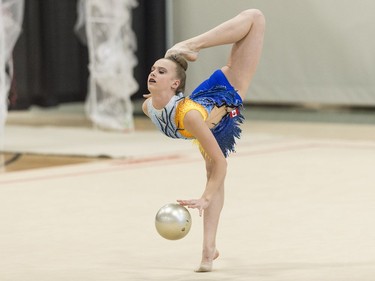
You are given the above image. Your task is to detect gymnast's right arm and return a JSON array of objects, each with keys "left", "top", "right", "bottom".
[{"left": 177, "top": 109, "right": 227, "bottom": 215}]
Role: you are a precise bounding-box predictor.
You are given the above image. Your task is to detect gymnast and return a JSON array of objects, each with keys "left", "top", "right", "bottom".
[{"left": 143, "top": 9, "right": 265, "bottom": 272}]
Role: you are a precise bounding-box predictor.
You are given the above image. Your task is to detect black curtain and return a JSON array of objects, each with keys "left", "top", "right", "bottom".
[
  {"left": 133, "top": 0, "right": 166, "bottom": 98},
  {"left": 10, "top": 0, "right": 166, "bottom": 110}
]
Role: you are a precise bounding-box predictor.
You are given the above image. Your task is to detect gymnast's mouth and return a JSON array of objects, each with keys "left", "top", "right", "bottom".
[{"left": 148, "top": 78, "right": 156, "bottom": 83}]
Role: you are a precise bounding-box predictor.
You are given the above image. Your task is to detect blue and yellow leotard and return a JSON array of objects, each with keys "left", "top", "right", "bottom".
[{"left": 147, "top": 69, "right": 244, "bottom": 157}]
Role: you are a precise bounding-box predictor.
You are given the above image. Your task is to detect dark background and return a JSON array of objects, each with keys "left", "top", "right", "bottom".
[{"left": 9, "top": 0, "right": 166, "bottom": 110}]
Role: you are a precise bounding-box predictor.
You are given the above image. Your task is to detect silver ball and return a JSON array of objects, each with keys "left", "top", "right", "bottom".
[{"left": 155, "top": 203, "right": 192, "bottom": 240}]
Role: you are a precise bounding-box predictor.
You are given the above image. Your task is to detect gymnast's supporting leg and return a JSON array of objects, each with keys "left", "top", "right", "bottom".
[{"left": 195, "top": 157, "right": 223, "bottom": 272}]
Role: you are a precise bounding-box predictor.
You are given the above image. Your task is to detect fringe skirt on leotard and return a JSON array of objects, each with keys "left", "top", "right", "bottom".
[{"left": 189, "top": 85, "right": 244, "bottom": 158}]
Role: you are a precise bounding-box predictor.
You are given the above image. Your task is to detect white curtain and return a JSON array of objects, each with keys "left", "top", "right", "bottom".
[
  {"left": 0, "top": 0, "right": 24, "bottom": 127},
  {"left": 76, "top": 0, "right": 139, "bottom": 131},
  {"left": 0, "top": 0, "right": 24, "bottom": 171}
]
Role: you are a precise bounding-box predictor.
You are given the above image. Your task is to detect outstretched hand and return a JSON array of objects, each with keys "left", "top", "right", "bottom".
[{"left": 177, "top": 198, "right": 210, "bottom": 217}]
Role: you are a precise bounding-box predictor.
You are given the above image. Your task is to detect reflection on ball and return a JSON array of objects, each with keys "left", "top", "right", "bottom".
[{"left": 155, "top": 203, "right": 192, "bottom": 240}]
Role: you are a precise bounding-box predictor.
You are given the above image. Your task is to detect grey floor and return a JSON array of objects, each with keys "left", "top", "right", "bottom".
[{"left": 1, "top": 103, "right": 375, "bottom": 281}]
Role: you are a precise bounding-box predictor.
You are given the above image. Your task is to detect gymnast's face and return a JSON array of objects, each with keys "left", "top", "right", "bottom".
[{"left": 147, "top": 59, "right": 180, "bottom": 93}]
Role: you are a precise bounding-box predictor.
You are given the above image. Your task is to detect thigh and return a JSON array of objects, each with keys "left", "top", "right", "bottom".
[{"left": 221, "top": 12, "right": 265, "bottom": 100}]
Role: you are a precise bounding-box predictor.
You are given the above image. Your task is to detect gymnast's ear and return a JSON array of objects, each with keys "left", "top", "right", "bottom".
[{"left": 171, "top": 79, "right": 181, "bottom": 91}]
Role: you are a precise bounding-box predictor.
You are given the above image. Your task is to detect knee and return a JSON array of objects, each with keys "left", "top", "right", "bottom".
[{"left": 241, "top": 9, "right": 265, "bottom": 26}]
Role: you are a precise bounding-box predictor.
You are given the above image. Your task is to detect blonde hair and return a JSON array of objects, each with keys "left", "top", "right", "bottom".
[{"left": 165, "top": 54, "right": 188, "bottom": 93}]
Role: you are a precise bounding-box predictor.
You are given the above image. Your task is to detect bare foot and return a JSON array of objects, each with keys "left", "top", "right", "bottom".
[
  {"left": 194, "top": 262, "right": 212, "bottom": 273},
  {"left": 165, "top": 42, "right": 199, "bottom": 62},
  {"left": 194, "top": 249, "right": 220, "bottom": 273}
]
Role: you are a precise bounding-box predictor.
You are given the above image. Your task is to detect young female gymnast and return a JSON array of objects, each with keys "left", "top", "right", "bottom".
[{"left": 142, "top": 9, "right": 265, "bottom": 272}]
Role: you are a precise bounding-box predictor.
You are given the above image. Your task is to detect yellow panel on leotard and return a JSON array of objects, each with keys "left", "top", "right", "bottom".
[{"left": 175, "top": 98, "right": 208, "bottom": 138}]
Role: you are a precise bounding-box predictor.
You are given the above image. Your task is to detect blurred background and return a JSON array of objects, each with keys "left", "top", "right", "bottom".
[
  {"left": 1, "top": 0, "right": 375, "bottom": 171},
  {"left": 173, "top": 0, "right": 375, "bottom": 107},
  {"left": 8, "top": 0, "right": 166, "bottom": 109},
  {"left": 5, "top": 0, "right": 375, "bottom": 109}
]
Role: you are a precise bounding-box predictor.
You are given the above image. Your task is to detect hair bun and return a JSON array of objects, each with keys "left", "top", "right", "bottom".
[{"left": 168, "top": 54, "right": 188, "bottom": 71}]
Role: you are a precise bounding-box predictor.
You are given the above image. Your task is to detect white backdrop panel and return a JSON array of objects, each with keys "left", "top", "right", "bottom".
[{"left": 170, "top": 0, "right": 375, "bottom": 106}]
